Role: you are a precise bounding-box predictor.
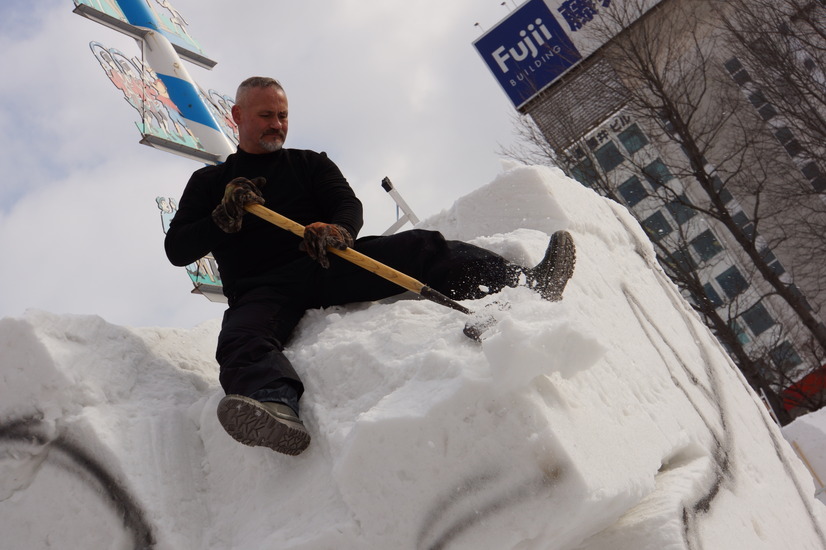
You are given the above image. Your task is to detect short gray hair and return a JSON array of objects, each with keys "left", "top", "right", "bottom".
[{"left": 235, "top": 77, "right": 285, "bottom": 105}]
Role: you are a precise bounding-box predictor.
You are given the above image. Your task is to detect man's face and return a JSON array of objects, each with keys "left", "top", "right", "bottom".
[{"left": 232, "top": 86, "right": 289, "bottom": 154}]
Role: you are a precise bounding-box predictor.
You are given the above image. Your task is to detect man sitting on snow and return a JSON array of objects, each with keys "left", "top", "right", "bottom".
[{"left": 164, "top": 76, "right": 576, "bottom": 456}]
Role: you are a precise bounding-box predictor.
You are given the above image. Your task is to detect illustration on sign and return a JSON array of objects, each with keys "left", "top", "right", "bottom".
[
  {"left": 90, "top": 41, "right": 206, "bottom": 153},
  {"left": 204, "top": 89, "right": 239, "bottom": 145},
  {"left": 157, "top": 197, "right": 223, "bottom": 289},
  {"left": 152, "top": 0, "right": 192, "bottom": 42},
  {"left": 474, "top": 0, "right": 582, "bottom": 109}
]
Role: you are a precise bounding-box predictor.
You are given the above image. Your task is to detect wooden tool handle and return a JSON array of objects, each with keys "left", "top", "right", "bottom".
[{"left": 245, "top": 203, "right": 425, "bottom": 295}]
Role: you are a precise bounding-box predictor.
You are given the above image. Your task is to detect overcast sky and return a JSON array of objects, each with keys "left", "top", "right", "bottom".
[{"left": 0, "top": 0, "right": 525, "bottom": 328}]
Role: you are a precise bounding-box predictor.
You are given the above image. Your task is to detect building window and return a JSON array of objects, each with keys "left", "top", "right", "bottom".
[
  {"left": 774, "top": 127, "right": 803, "bottom": 157},
  {"left": 571, "top": 157, "right": 599, "bottom": 187},
  {"left": 732, "top": 211, "right": 749, "bottom": 227},
  {"left": 666, "top": 194, "right": 697, "bottom": 225},
  {"left": 748, "top": 90, "right": 769, "bottom": 108},
  {"left": 595, "top": 141, "right": 624, "bottom": 172},
  {"left": 643, "top": 159, "right": 674, "bottom": 188},
  {"left": 770, "top": 341, "right": 802, "bottom": 369},
  {"left": 703, "top": 283, "right": 724, "bottom": 308},
  {"left": 802, "top": 162, "right": 826, "bottom": 192},
  {"left": 757, "top": 103, "right": 778, "bottom": 121},
  {"left": 741, "top": 301, "right": 775, "bottom": 336},
  {"left": 759, "top": 248, "right": 786, "bottom": 277},
  {"left": 730, "top": 320, "right": 750, "bottom": 344},
  {"left": 732, "top": 211, "right": 756, "bottom": 241},
  {"left": 723, "top": 58, "right": 742, "bottom": 73},
  {"left": 691, "top": 230, "right": 723, "bottom": 262},
  {"left": 711, "top": 175, "right": 734, "bottom": 204},
  {"left": 724, "top": 57, "right": 751, "bottom": 87},
  {"left": 617, "top": 124, "right": 649, "bottom": 155},
  {"left": 789, "top": 284, "right": 813, "bottom": 311},
  {"left": 661, "top": 247, "right": 696, "bottom": 274},
  {"left": 642, "top": 211, "right": 673, "bottom": 242},
  {"left": 618, "top": 175, "right": 647, "bottom": 206},
  {"left": 658, "top": 110, "right": 676, "bottom": 136},
  {"left": 716, "top": 266, "right": 749, "bottom": 299}
]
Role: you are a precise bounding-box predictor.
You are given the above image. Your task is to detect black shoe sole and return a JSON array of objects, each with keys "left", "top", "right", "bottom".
[{"left": 217, "top": 395, "right": 311, "bottom": 456}]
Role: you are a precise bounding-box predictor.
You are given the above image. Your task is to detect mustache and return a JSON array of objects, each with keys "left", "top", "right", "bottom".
[{"left": 262, "top": 129, "right": 286, "bottom": 138}]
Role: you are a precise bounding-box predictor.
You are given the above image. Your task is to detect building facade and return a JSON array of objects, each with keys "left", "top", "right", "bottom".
[{"left": 478, "top": 0, "right": 826, "bottom": 417}]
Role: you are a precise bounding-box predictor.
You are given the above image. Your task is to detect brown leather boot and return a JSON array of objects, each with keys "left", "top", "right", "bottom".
[{"left": 524, "top": 230, "right": 576, "bottom": 302}]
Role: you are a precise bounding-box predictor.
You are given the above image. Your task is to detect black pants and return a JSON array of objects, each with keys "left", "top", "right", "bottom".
[{"left": 215, "top": 230, "right": 518, "bottom": 408}]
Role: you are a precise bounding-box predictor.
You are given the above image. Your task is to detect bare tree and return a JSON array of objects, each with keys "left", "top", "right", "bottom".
[
  {"left": 722, "top": 0, "right": 826, "bottom": 160},
  {"left": 591, "top": 0, "right": 826, "bottom": 350},
  {"left": 501, "top": 0, "right": 826, "bottom": 418},
  {"left": 720, "top": 0, "right": 826, "bottom": 304}
]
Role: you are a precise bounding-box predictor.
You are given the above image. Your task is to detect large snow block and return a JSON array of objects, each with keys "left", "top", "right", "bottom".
[
  {"left": 0, "top": 312, "right": 220, "bottom": 549},
  {"left": 1, "top": 165, "right": 825, "bottom": 549}
]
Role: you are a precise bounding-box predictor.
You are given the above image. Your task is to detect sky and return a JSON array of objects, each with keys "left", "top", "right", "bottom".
[
  {"left": 3, "top": 165, "right": 825, "bottom": 548},
  {"left": 0, "top": 0, "right": 525, "bottom": 328}
]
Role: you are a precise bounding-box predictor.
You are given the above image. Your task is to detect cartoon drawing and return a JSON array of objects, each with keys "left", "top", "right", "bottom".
[
  {"left": 187, "top": 257, "right": 219, "bottom": 284},
  {"left": 156, "top": 196, "right": 222, "bottom": 287},
  {"left": 146, "top": 0, "right": 204, "bottom": 56},
  {"left": 156, "top": 196, "right": 177, "bottom": 233},
  {"left": 151, "top": 0, "right": 191, "bottom": 39},
  {"left": 90, "top": 42, "right": 205, "bottom": 151},
  {"left": 206, "top": 90, "right": 239, "bottom": 144}
]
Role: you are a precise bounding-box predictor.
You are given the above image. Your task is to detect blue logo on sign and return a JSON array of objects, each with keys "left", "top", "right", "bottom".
[{"left": 474, "top": 0, "right": 582, "bottom": 108}]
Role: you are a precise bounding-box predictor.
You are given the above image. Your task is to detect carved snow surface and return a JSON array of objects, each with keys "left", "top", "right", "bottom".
[{"left": 1, "top": 165, "right": 825, "bottom": 549}]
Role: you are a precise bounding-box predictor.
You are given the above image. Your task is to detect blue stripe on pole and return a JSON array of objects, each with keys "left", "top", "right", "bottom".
[
  {"left": 114, "top": 0, "right": 210, "bottom": 62},
  {"left": 157, "top": 74, "right": 221, "bottom": 131},
  {"left": 115, "top": 0, "right": 158, "bottom": 30}
]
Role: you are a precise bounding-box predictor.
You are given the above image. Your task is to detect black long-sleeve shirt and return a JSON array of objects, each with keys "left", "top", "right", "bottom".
[{"left": 165, "top": 148, "right": 363, "bottom": 298}]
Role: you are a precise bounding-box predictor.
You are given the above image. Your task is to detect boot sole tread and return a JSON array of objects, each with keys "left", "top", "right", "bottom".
[{"left": 217, "top": 395, "right": 310, "bottom": 456}]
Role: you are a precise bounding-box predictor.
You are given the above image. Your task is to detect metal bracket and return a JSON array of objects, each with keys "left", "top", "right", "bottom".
[{"left": 381, "top": 177, "right": 420, "bottom": 235}]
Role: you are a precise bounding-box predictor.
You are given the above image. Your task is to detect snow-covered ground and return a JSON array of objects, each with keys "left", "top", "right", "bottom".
[{"left": 2, "top": 165, "right": 825, "bottom": 549}]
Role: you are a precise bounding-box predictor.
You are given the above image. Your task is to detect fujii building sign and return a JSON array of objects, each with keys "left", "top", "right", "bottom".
[
  {"left": 474, "top": 0, "right": 580, "bottom": 109},
  {"left": 474, "top": 0, "right": 662, "bottom": 109}
]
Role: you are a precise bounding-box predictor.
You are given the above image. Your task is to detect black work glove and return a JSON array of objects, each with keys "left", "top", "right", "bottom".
[
  {"left": 211, "top": 177, "right": 266, "bottom": 233},
  {"left": 300, "top": 222, "right": 354, "bottom": 268}
]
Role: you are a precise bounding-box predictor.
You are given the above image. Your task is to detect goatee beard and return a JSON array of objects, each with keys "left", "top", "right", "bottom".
[{"left": 258, "top": 139, "right": 284, "bottom": 153}]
